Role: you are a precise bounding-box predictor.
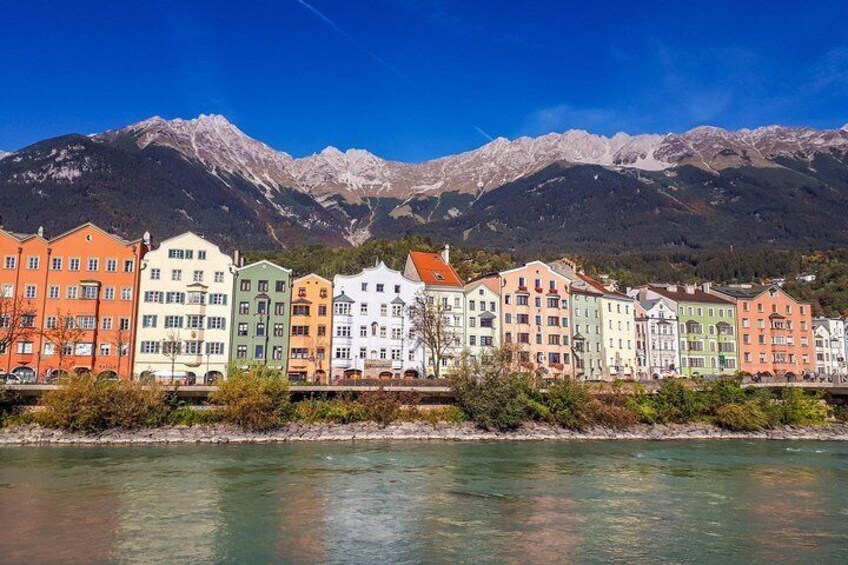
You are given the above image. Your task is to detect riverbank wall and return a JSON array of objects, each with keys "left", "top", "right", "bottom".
[{"left": 3, "top": 422, "right": 848, "bottom": 445}]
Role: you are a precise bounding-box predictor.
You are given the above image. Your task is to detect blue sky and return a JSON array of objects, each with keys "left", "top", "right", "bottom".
[{"left": 2, "top": 0, "right": 847, "bottom": 161}]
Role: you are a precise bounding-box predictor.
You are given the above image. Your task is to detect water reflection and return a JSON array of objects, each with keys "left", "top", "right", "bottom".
[{"left": 0, "top": 441, "right": 846, "bottom": 564}]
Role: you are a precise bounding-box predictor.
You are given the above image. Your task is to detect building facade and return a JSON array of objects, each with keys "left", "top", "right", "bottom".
[
  {"left": 133, "top": 232, "right": 235, "bottom": 383},
  {"left": 637, "top": 284, "right": 738, "bottom": 377},
  {"left": 500, "top": 261, "right": 572, "bottom": 379},
  {"left": 1, "top": 223, "right": 147, "bottom": 380},
  {"left": 813, "top": 318, "right": 846, "bottom": 377},
  {"left": 463, "top": 275, "right": 500, "bottom": 361},
  {"left": 631, "top": 294, "right": 680, "bottom": 379},
  {"left": 404, "top": 247, "right": 465, "bottom": 375},
  {"left": 231, "top": 260, "right": 292, "bottom": 371},
  {"left": 331, "top": 262, "right": 424, "bottom": 380},
  {"left": 713, "top": 285, "right": 814, "bottom": 378},
  {"left": 287, "top": 274, "right": 332, "bottom": 383}
]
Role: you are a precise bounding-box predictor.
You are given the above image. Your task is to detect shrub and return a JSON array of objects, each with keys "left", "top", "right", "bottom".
[
  {"left": 451, "top": 350, "right": 534, "bottom": 431},
  {"left": 290, "top": 398, "right": 367, "bottom": 424},
  {"left": 778, "top": 387, "right": 829, "bottom": 426},
  {"left": 586, "top": 398, "right": 639, "bottom": 430},
  {"left": 833, "top": 405, "right": 848, "bottom": 422},
  {"left": 166, "top": 407, "right": 222, "bottom": 426},
  {"left": 715, "top": 402, "right": 769, "bottom": 432},
  {"left": 404, "top": 405, "right": 468, "bottom": 426},
  {"left": 702, "top": 377, "right": 748, "bottom": 414},
  {"left": 209, "top": 365, "right": 291, "bottom": 431},
  {"left": 545, "top": 380, "right": 592, "bottom": 429},
  {"left": 632, "top": 379, "right": 703, "bottom": 424},
  {"left": 41, "top": 374, "right": 168, "bottom": 432},
  {"left": 357, "top": 389, "right": 420, "bottom": 427}
]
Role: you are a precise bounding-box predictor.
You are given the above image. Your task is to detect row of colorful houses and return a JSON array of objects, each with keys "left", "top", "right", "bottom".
[{"left": 0, "top": 223, "right": 841, "bottom": 383}]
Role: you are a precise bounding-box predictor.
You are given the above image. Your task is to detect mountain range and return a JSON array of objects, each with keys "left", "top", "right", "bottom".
[{"left": 1, "top": 114, "right": 848, "bottom": 254}]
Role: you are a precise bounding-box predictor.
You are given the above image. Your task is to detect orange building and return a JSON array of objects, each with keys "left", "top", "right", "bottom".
[
  {"left": 500, "top": 261, "right": 573, "bottom": 379},
  {"left": 287, "top": 274, "right": 333, "bottom": 383},
  {"left": 712, "top": 285, "right": 814, "bottom": 378},
  {"left": 0, "top": 223, "right": 148, "bottom": 380}
]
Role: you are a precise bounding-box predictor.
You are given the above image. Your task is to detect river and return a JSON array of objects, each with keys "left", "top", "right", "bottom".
[{"left": 1, "top": 441, "right": 846, "bottom": 564}]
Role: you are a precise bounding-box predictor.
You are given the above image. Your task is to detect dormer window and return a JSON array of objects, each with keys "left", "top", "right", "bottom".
[{"left": 434, "top": 273, "right": 444, "bottom": 281}]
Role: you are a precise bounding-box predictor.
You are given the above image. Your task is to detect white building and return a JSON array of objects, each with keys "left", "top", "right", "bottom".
[
  {"left": 404, "top": 246, "right": 466, "bottom": 374},
  {"left": 133, "top": 232, "right": 235, "bottom": 383},
  {"left": 331, "top": 262, "right": 425, "bottom": 380},
  {"left": 813, "top": 318, "right": 846, "bottom": 376},
  {"left": 633, "top": 295, "right": 680, "bottom": 379},
  {"left": 463, "top": 275, "right": 500, "bottom": 361}
]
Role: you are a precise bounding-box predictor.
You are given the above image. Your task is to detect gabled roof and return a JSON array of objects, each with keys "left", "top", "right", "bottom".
[
  {"left": 479, "top": 311, "right": 497, "bottom": 320},
  {"left": 49, "top": 222, "right": 140, "bottom": 246},
  {"left": 334, "top": 292, "right": 354, "bottom": 303},
  {"left": 238, "top": 259, "right": 292, "bottom": 274},
  {"left": 647, "top": 284, "right": 734, "bottom": 305},
  {"left": 578, "top": 273, "right": 629, "bottom": 300},
  {"left": 293, "top": 273, "right": 332, "bottom": 286},
  {"left": 407, "top": 251, "right": 463, "bottom": 287},
  {"left": 391, "top": 296, "right": 406, "bottom": 305}
]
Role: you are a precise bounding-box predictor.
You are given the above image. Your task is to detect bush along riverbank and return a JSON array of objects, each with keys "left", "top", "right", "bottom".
[{"left": 2, "top": 358, "right": 847, "bottom": 445}]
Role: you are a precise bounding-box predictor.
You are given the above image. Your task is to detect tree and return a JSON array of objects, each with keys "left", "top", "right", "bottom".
[
  {"left": 161, "top": 330, "right": 182, "bottom": 379},
  {"left": 113, "top": 326, "right": 131, "bottom": 379},
  {"left": 408, "top": 292, "right": 458, "bottom": 379},
  {"left": 0, "top": 295, "right": 37, "bottom": 361},
  {"left": 41, "top": 310, "right": 86, "bottom": 379}
]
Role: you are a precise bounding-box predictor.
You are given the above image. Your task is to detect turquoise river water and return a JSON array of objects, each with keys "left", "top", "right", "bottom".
[{"left": 1, "top": 441, "right": 847, "bottom": 564}]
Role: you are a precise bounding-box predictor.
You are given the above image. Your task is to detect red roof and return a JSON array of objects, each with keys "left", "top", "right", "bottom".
[
  {"left": 408, "top": 251, "right": 463, "bottom": 287},
  {"left": 578, "top": 273, "right": 628, "bottom": 298}
]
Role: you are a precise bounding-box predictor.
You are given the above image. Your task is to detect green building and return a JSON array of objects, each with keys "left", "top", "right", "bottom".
[
  {"left": 230, "top": 260, "right": 292, "bottom": 371},
  {"left": 640, "top": 284, "right": 738, "bottom": 377}
]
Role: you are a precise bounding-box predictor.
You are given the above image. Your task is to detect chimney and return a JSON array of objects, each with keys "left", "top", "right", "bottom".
[
  {"left": 37, "top": 226, "right": 44, "bottom": 238},
  {"left": 702, "top": 282, "right": 711, "bottom": 294},
  {"left": 638, "top": 288, "right": 647, "bottom": 302},
  {"left": 233, "top": 249, "right": 240, "bottom": 267},
  {"left": 143, "top": 231, "right": 151, "bottom": 248},
  {"left": 685, "top": 284, "right": 696, "bottom": 294},
  {"left": 442, "top": 243, "right": 450, "bottom": 264},
  {"left": 667, "top": 284, "right": 678, "bottom": 293}
]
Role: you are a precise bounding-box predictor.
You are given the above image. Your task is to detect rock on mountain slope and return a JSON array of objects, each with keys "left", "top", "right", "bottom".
[{"left": 2, "top": 114, "right": 848, "bottom": 252}]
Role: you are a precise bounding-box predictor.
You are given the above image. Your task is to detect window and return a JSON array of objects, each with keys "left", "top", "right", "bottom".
[
  {"left": 274, "top": 302, "right": 286, "bottom": 316},
  {"left": 142, "top": 315, "right": 157, "bottom": 328},
  {"left": 140, "top": 341, "right": 160, "bottom": 354},
  {"left": 335, "top": 347, "right": 351, "bottom": 359},
  {"left": 193, "top": 270, "right": 204, "bottom": 282},
  {"left": 240, "top": 279, "right": 251, "bottom": 292},
  {"left": 236, "top": 345, "right": 248, "bottom": 359},
  {"left": 104, "top": 287, "right": 115, "bottom": 300},
  {"left": 376, "top": 284, "right": 384, "bottom": 292},
  {"left": 239, "top": 302, "right": 250, "bottom": 315},
  {"left": 121, "top": 287, "right": 132, "bottom": 300},
  {"left": 237, "top": 323, "right": 248, "bottom": 336},
  {"left": 165, "top": 292, "right": 185, "bottom": 304},
  {"left": 150, "top": 268, "right": 161, "bottom": 280},
  {"left": 293, "top": 305, "right": 310, "bottom": 316},
  {"left": 81, "top": 285, "right": 98, "bottom": 300},
  {"left": 123, "top": 260, "right": 135, "bottom": 272},
  {"left": 3, "top": 256, "right": 15, "bottom": 270},
  {"left": 172, "top": 269, "right": 182, "bottom": 281},
  {"left": 253, "top": 344, "right": 265, "bottom": 359},
  {"left": 292, "top": 325, "right": 310, "bottom": 336},
  {"left": 51, "top": 257, "right": 62, "bottom": 271},
  {"left": 210, "top": 293, "right": 227, "bottom": 306},
  {"left": 380, "top": 304, "right": 388, "bottom": 317},
  {"left": 27, "top": 256, "right": 40, "bottom": 270},
  {"left": 144, "top": 291, "right": 163, "bottom": 303},
  {"left": 255, "top": 323, "right": 266, "bottom": 337},
  {"left": 187, "top": 292, "right": 205, "bottom": 305},
  {"left": 273, "top": 323, "right": 284, "bottom": 337},
  {"left": 207, "top": 317, "right": 226, "bottom": 330},
  {"left": 69, "top": 258, "right": 80, "bottom": 271},
  {"left": 100, "top": 343, "right": 111, "bottom": 356},
  {"left": 206, "top": 342, "right": 224, "bottom": 355},
  {"left": 106, "top": 258, "right": 117, "bottom": 272},
  {"left": 214, "top": 271, "right": 224, "bottom": 283},
  {"left": 77, "top": 316, "right": 97, "bottom": 330},
  {"left": 45, "top": 316, "right": 57, "bottom": 329},
  {"left": 87, "top": 258, "right": 99, "bottom": 272},
  {"left": 361, "top": 282, "right": 368, "bottom": 292},
  {"left": 187, "top": 315, "right": 204, "bottom": 329},
  {"left": 274, "top": 280, "right": 286, "bottom": 293},
  {"left": 101, "top": 317, "right": 113, "bottom": 330},
  {"left": 24, "top": 284, "right": 36, "bottom": 299},
  {"left": 258, "top": 280, "right": 268, "bottom": 292},
  {"left": 336, "top": 325, "right": 352, "bottom": 338},
  {"left": 335, "top": 302, "right": 351, "bottom": 316},
  {"left": 392, "top": 304, "right": 403, "bottom": 317},
  {"left": 291, "top": 348, "right": 309, "bottom": 359}
]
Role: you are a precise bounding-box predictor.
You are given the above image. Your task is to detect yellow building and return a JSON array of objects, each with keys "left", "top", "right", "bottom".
[{"left": 287, "top": 274, "right": 333, "bottom": 383}]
